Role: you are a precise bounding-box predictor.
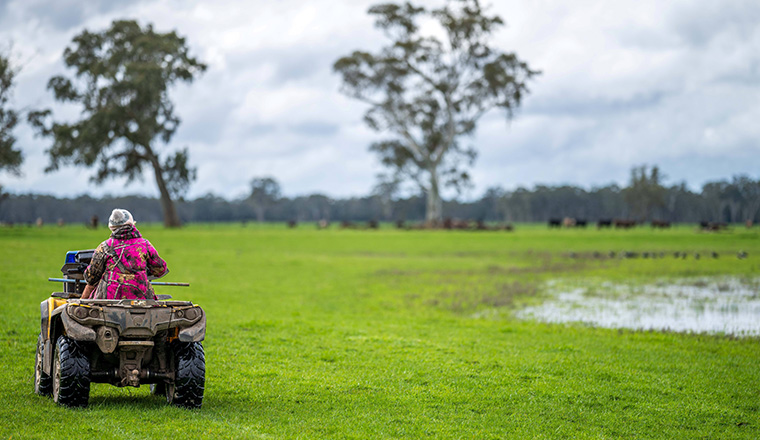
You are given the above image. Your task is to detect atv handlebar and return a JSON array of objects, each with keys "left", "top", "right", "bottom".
[{"left": 48, "top": 278, "right": 189, "bottom": 287}]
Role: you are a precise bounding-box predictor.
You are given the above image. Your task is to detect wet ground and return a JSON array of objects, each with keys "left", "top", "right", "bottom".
[{"left": 517, "top": 277, "right": 760, "bottom": 336}]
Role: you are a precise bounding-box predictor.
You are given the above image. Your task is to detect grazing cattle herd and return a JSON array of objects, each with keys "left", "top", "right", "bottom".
[
  {"left": 0, "top": 216, "right": 754, "bottom": 238},
  {"left": 305, "top": 218, "right": 517, "bottom": 231},
  {"left": 283, "top": 216, "right": 752, "bottom": 260},
  {"left": 267, "top": 217, "right": 748, "bottom": 233}
]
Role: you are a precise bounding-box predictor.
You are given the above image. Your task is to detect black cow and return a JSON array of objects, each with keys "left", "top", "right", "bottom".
[{"left": 597, "top": 219, "right": 612, "bottom": 229}]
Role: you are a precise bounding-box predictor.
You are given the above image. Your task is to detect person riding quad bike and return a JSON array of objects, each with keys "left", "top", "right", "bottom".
[{"left": 82, "top": 209, "right": 168, "bottom": 300}]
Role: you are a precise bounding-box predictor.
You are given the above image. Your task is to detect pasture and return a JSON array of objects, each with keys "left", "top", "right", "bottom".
[{"left": 1, "top": 223, "right": 759, "bottom": 439}]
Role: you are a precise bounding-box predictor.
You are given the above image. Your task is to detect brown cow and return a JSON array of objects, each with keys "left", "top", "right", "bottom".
[{"left": 613, "top": 219, "right": 636, "bottom": 229}]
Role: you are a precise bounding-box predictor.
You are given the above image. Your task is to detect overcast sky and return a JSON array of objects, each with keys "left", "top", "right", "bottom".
[{"left": 1, "top": 0, "right": 759, "bottom": 200}]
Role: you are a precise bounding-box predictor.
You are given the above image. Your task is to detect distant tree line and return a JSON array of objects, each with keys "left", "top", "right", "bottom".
[{"left": 2, "top": 171, "right": 758, "bottom": 225}]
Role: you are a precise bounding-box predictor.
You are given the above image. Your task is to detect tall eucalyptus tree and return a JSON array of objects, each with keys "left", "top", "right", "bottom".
[
  {"left": 334, "top": 0, "right": 538, "bottom": 222},
  {"left": 29, "top": 20, "right": 206, "bottom": 227}
]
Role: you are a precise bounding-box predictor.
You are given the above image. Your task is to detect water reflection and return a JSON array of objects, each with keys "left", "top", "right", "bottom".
[{"left": 517, "top": 278, "right": 760, "bottom": 336}]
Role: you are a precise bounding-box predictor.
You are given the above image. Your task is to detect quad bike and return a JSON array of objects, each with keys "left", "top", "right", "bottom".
[{"left": 34, "top": 249, "right": 205, "bottom": 408}]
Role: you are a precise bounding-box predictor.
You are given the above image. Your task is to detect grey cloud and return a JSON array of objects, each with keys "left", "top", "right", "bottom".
[
  {"left": 175, "top": 100, "right": 232, "bottom": 145},
  {"left": 669, "top": 1, "right": 760, "bottom": 47},
  {"left": 175, "top": 113, "right": 227, "bottom": 145},
  {"left": 226, "top": 46, "right": 343, "bottom": 87},
  {"left": 28, "top": 1, "right": 85, "bottom": 31},
  {"left": 290, "top": 121, "right": 338, "bottom": 137},
  {"left": 233, "top": 121, "right": 338, "bottom": 140},
  {"left": 525, "top": 90, "right": 668, "bottom": 118},
  {"left": 5, "top": 0, "right": 148, "bottom": 32},
  {"left": 612, "top": 2, "right": 760, "bottom": 51},
  {"left": 244, "top": 123, "right": 277, "bottom": 137},
  {"left": 649, "top": 153, "right": 760, "bottom": 190},
  {"left": 714, "top": 65, "right": 760, "bottom": 87},
  {"left": 274, "top": 51, "right": 331, "bottom": 83}
]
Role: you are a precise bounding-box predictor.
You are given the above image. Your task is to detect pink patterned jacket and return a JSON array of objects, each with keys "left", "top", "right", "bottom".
[{"left": 84, "top": 225, "right": 168, "bottom": 300}]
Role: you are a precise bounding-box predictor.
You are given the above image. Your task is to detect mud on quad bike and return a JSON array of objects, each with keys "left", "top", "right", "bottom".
[{"left": 34, "top": 249, "right": 206, "bottom": 408}]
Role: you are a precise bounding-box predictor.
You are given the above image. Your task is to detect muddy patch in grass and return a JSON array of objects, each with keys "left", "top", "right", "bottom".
[
  {"left": 426, "top": 281, "right": 539, "bottom": 313},
  {"left": 375, "top": 260, "right": 589, "bottom": 278},
  {"left": 517, "top": 277, "right": 760, "bottom": 336}
]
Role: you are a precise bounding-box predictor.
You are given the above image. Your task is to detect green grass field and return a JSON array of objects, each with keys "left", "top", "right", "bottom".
[{"left": 1, "top": 223, "right": 759, "bottom": 439}]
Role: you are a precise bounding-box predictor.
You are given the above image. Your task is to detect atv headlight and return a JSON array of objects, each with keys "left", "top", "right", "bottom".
[
  {"left": 72, "top": 306, "right": 88, "bottom": 319},
  {"left": 184, "top": 308, "right": 198, "bottom": 320},
  {"left": 173, "top": 307, "right": 200, "bottom": 321}
]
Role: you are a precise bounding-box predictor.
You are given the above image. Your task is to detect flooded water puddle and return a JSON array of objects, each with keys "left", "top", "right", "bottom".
[{"left": 516, "top": 277, "right": 760, "bottom": 336}]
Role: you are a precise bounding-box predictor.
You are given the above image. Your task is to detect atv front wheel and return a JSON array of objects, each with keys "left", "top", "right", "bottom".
[
  {"left": 168, "top": 341, "right": 205, "bottom": 409},
  {"left": 34, "top": 333, "right": 52, "bottom": 397},
  {"left": 52, "top": 335, "right": 90, "bottom": 408}
]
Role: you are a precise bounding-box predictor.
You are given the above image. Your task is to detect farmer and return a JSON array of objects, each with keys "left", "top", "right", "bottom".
[{"left": 81, "top": 209, "right": 168, "bottom": 300}]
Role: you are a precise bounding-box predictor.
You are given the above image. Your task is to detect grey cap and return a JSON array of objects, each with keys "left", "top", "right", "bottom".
[{"left": 108, "top": 209, "right": 135, "bottom": 230}]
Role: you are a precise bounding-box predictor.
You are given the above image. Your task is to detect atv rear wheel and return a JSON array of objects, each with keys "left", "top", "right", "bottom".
[
  {"left": 34, "top": 333, "right": 52, "bottom": 397},
  {"left": 52, "top": 335, "right": 90, "bottom": 408},
  {"left": 168, "top": 341, "right": 205, "bottom": 409}
]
